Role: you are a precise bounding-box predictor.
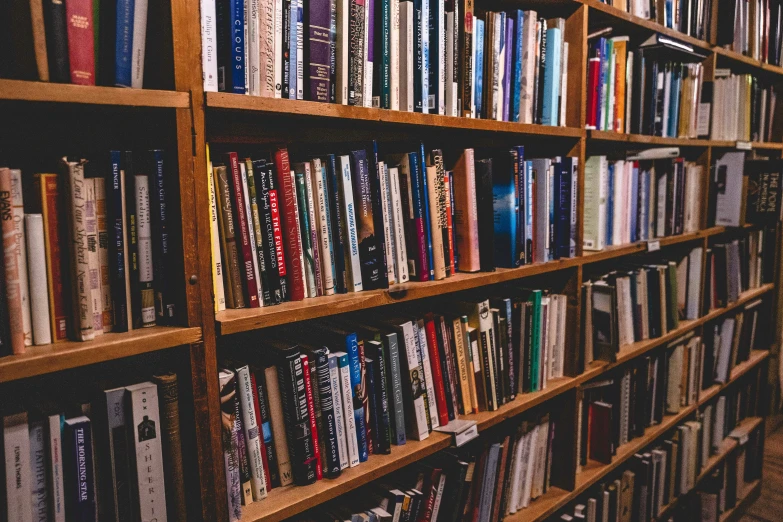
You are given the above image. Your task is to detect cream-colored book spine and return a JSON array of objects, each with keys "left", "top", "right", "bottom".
[
  {"left": 84, "top": 178, "right": 103, "bottom": 335},
  {"left": 25, "top": 214, "right": 52, "bottom": 345},
  {"left": 94, "top": 178, "right": 113, "bottom": 332},
  {"left": 10, "top": 169, "right": 32, "bottom": 346}
]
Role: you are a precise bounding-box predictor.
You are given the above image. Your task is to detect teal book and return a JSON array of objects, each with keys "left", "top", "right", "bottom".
[
  {"left": 527, "top": 290, "right": 542, "bottom": 392},
  {"left": 295, "top": 170, "right": 317, "bottom": 297},
  {"left": 492, "top": 150, "right": 518, "bottom": 268},
  {"left": 541, "top": 26, "right": 561, "bottom": 126}
]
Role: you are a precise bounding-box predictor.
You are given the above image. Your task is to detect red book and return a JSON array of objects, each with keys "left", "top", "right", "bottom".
[
  {"left": 490, "top": 436, "right": 511, "bottom": 522},
  {"left": 35, "top": 174, "right": 69, "bottom": 342},
  {"left": 424, "top": 313, "right": 450, "bottom": 427},
  {"left": 65, "top": 0, "right": 96, "bottom": 85},
  {"left": 443, "top": 173, "right": 455, "bottom": 275},
  {"left": 588, "top": 401, "right": 613, "bottom": 464},
  {"left": 300, "top": 355, "right": 323, "bottom": 480},
  {"left": 586, "top": 58, "right": 600, "bottom": 130},
  {"left": 274, "top": 148, "right": 305, "bottom": 301},
  {"left": 226, "top": 152, "right": 260, "bottom": 308},
  {"left": 0, "top": 169, "right": 25, "bottom": 354},
  {"left": 250, "top": 371, "right": 272, "bottom": 489},
  {"left": 416, "top": 468, "right": 442, "bottom": 522}
]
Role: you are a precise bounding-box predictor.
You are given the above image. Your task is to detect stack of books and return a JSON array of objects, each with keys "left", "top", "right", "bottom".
[
  {"left": 596, "top": 0, "right": 714, "bottom": 42},
  {"left": 202, "top": 0, "right": 571, "bottom": 125},
  {"left": 582, "top": 247, "right": 704, "bottom": 363},
  {"left": 583, "top": 154, "right": 704, "bottom": 251},
  {"left": 208, "top": 143, "right": 578, "bottom": 311},
  {"left": 0, "top": 0, "right": 151, "bottom": 87},
  {"left": 703, "top": 298, "right": 766, "bottom": 386},
  {"left": 717, "top": 0, "right": 783, "bottom": 66},
  {"left": 3, "top": 373, "right": 186, "bottom": 521},
  {"left": 711, "top": 70, "right": 780, "bottom": 142},
  {"left": 217, "top": 287, "right": 568, "bottom": 516},
  {"left": 0, "top": 153, "right": 174, "bottom": 356},
  {"left": 586, "top": 33, "right": 708, "bottom": 138},
  {"left": 704, "top": 230, "right": 769, "bottom": 313}
]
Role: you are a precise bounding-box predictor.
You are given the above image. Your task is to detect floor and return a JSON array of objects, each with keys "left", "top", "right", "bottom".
[{"left": 740, "top": 425, "right": 783, "bottom": 522}]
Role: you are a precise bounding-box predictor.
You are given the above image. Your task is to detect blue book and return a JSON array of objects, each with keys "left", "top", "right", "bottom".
[
  {"left": 555, "top": 159, "right": 572, "bottom": 260},
  {"left": 419, "top": 143, "right": 434, "bottom": 280},
  {"left": 474, "top": 19, "right": 484, "bottom": 118},
  {"left": 597, "top": 38, "right": 608, "bottom": 131},
  {"left": 326, "top": 155, "right": 347, "bottom": 293},
  {"left": 63, "top": 417, "right": 96, "bottom": 522},
  {"left": 541, "top": 26, "right": 562, "bottom": 126},
  {"left": 640, "top": 167, "right": 650, "bottom": 241},
  {"left": 217, "top": 0, "right": 246, "bottom": 94},
  {"left": 606, "top": 162, "right": 614, "bottom": 246},
  {"left": 669, "top": 67, "right": 682, "bottom": 137},
  {"left": 511, "top": 11, "right": 524, "bottom": 122},
  {"left": 492, "top": 150, "right": 517, "bottom": 268},
  {"left": 345, "top": 332, "right": 369, "bottom": 461},
  {"left": 289, "top": 0, "right": 299, "bottom": 99},
  {"left": 149, "top": 150, "right": 174, "bottom": 322},
  {"left": 524, "top": 160, "right": 533, "bottom": 262},
  {"left": 114, "top": 0, "right": 135, "bottom": 87},
  {"left": 514, "top": 145, "right": 525, "bottom": 266},
  {"left": 630, "top": 163, "right": 639, "bottom": 243},
  {"left": 421, "top": 0, "right": 430, "bottom": 113}
]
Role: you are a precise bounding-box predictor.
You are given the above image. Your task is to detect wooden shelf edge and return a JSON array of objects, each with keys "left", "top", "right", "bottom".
[
  {"left": 589, "top": 129, "right": 716, "bottom": 147},
  {"left": 720, "top": 480, "right": 762, "bottom": 522},
  {"left": 0, "top": 79, "right": 190, "bottom": 108},
  {"left": 205, "top": 92, "right": 585, "bottom": 138},
  {"left": 581, "top": 227, "right": 725, "bottom": 264},
  {"left": 0, "top": 326, "right": 203, "bottom": 382}
]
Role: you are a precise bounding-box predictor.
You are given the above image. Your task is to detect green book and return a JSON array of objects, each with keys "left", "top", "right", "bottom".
[{"left": 527, "top": 290, "right": 542, "bottom": 392}]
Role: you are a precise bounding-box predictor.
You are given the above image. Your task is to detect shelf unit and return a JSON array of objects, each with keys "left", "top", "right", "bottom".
[{"left": 4, "top": 0, "right": 781, "bottom": 521}]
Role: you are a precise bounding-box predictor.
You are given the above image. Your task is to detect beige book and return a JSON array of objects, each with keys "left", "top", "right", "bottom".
[
  {"left": 94, "top": 178, "right": 113, "bottom": 332},
  {"left": 10, "top": 169, "right": 32, "bottom": 346},
  {"left": 84, "top": 178, "right": 103, "bottom": 335},
  {"left": 425, "top": 165, "right": 447, "bottom": 280},
  {"left": 264, "top": 366, "right": 294, "bottom": 486}
]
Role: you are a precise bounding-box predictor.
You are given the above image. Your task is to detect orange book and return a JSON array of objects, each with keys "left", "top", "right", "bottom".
[
  {"left": 613, "top": 39, "right": 628, "bottom": 133},
  {"left": 0, "top": 168, "right": 26, "bottom": 354},
  {"left": 452, "top": 149, "right": 480, "bottom": 272}
]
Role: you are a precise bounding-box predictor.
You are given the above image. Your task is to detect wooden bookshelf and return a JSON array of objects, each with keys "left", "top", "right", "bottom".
[
  {"left": 0, "top": 79, "right": 191, "bottom": 107},
  {"left": 721, "top": 480, "right": 762, "bottom": 522},
  {"left": 0, "top": 327, "right": 202, "bottom": 383}
]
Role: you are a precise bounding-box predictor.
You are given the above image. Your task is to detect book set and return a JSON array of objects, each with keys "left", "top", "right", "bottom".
[
  {"left": 0, "top": 0, "right": 152, "bottom": 88},
  {"left": 201, "top": 0, "right": 571, "bottom": 126},
  {"left": 596, "top": 0, "right": 715, "bottom": 42},
  {"left": 558, "top": 381, "right": 765, "bottom": 522},
  {"left": 3, "top": 373, "right": 187, "bottom": 522},
  {"left": 0, "top": 152, "right": 175, "bottom": 357},
  {"left": 208, "top": 143, "right": 579, "bottom": 311},
  {"left": 711, "top": 153, "right": 783, "bottom": 228},
  {"left": 717, "top": 0, "right": 783, "bottom": 66}
]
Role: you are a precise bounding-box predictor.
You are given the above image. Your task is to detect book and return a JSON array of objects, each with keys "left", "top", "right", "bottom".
[
  {"left": 134, "top": 174, "right": 156, "bottom": 327},
  {"left": 100, "top": 388, "right": 134, "bottom": 521},
  {"left": 265, "top": 365, "right": 294, "bottom": 486},
  {"left": 337, "top": 154, "right": 364, "bottom": 292},
  {"left": 218, "top": 369, "right": 243, "bottom": 520},
  {"left": 62, "top": 416, "right": 96, "bottom": 522},
  {"left": 24, "top": 214, "right": 52, "bottom": 345},
  {"left": 4, "top": 412, "right": 32, "bottom": 522},
  {"left": 235, "top": 365, "right": 269, "bottom": 500}
]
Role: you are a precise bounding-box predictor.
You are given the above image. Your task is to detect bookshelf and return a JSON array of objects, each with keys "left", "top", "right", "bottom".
[{"left": 3, "top": 0, "right": 781, "bottom": 521}]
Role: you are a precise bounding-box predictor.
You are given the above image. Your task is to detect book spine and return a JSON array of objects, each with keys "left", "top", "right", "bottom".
[
  {"left": 406, "top": 153, "right": 430, "bottom": 281},
  {"left": 380, "top": 0, "right": 391, "bottom": 108},
  {"left": 84, "top": 179, "right": 103, "bottom": 336},
  {"left": 286, "top": 0, "right": 297, "bottom": 98},
  {"left": 228, "top": 153, "right": 261, "bottom": 307},
  {"left": 91, "top": 179, "right": 112, "bottom": 334},
  {"left": 295, "top": 171, "right": 317, "bottom": 297},
  {"left": 313, "top": 162, "right": 336, "bottom": 295},
  {"left": 459, "top": 0, "right": 473, "bottom": 117},
  {"left": 338, "top": 354, "right": 361, "bottom": 466},
  {"left": 452, "top": 317, "right": 472, "bottom": 414},
  {"left": 426, "top": 164, "right": 447, "bottom": 280},
  {"left": 236, "top": 366, "right": 269, "bottom": 499},
  {"left": 0, "top": 172, "right": 25, "bottom": 353},
  {"left": 218, "top": 371, "right": 243, "bottom": 520},
  {"left": 384, "top": 333, "right": 406, "bottom": 445},
  {"left": 9, "top": 173, "right": 31, "bottom": 348},
  {"left": 134, "top": 174, "right": 157, "bottom": 326},
  {"left": 256, "top": 162, "right": 286, "bottom": 303},
  {"left": 276, "top": 351, "right": 317, "bottom": 485},
  {"left": 201, "top": 0, "right": 219, "bottom": 91},
  {"left": 379, "top": 163, "right": 397, "bottom": 284},
  {"left": 338, "top": 156, "right": 364, "bottom": 292},
  {"left": 346, "top": 335, "right": 370, "bottom": 461},
  {"left": 151, "top": 374, "right": 188, "bottom": 521},
  {"left": 301, "top": 356, "right": 323, "bottom": 479},
  {"left": 114, "top": 0, "right": 134, "bottom": 86},
  {"left": 326, "top": 155, "right": 347, "bottom": 293},
  {"left": 541, "top": 27, "right": 561, "bottom": 125},
  {"left": 328, "top": 355, "right": 350, "bottom": 470},
  {"left": 364, "top": 0, "right": 374, "bottom": 107},
  {"left": 246, "top": 160, "right": 271, "bottom": 306},
  {"left": 253, "top": 368, "right": 280, "bottom": 488},
  {"left": 4, "top": 413, "right": 32, "bottom": 521},
  {"left": 275, "top": 149, "right": 306, "bottom": 301},
  {"left": 149, "top": 150, "right": 175, "bottom": 321},
  {"left": 307, "top": 0, "right": 331, "bottom": 101},
  {"left": 214, "top": 166, "right": 245, "bottom": 307},
  {"left": 28, "top": 421, "right": 46, "bottom": 519},
  {"left": 127, "top": 383, "right": 167, "bottom": 520},
  {"left": 348, "top": 0, "right": 366, "bottom": 105},
  {"left": 297, "top": 0, "right": 306, "bottom": 99},
  {"left": 389, "top": 167, "right": 410, "bottom": 283},
  {"left": 124, "top": 153, "right": 142, "bottom": 327},
  {"left": 371, "top": 343, "right": 393, "bottom": 453},
  {"left": 349, "top": 149, "right": 386, "bottom": 289},
  {"left": 416, "top": 319, "right": 439, "bottom": 429},
  {"left": 303, "top": 164, "right": 323, "bottom": 295},
  {"left": 59, "top": 160, "right": 96, "bottom": 341},
  {"left": 129, "top": 0, "right": 148, "bottom": 88},
  {"left": 47, "top": 415, "right": 66, "bottom": 522},
  {"left": 400, "top": 322, "right": 429, "bottom": 440},
  {"left": 62, "top": 418, "right": 96, "bottom": 522},
  {"left": 424, "top": 315, "right": 449, "bottom": 425},
  {"left": 65, "top": 0, "right": 96, "bottom": 84},
  {"left": 313, "top": 353, "right": 341, "bottom": 477},
  {"left": 247, "top": 0, "right": 261, "bottom": 95},
  {"left": 25, "top": 215, "right": 52, "bottom": 345}
]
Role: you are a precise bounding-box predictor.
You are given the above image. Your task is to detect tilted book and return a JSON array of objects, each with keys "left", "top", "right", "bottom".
[{"left": 235, "top": 366, "right": 268, "bottom": 500}]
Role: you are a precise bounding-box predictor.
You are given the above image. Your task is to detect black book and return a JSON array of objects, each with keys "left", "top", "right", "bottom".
[
  {"left": 368, "top": 141, "right": 390, "bottom": 286},
  {"left": 255, "top": 161, "right": 287, "bottom": 303},
  {"left": 282, "top": 0, "right": 292, "bottom": 98},
  {"left": 436, "top": 314, "right": 459, "bottom": 420},
  {"left": 305, "top": 346, "right": 343, "bottom": 477},
  {"left": 634, "top": 359, "right": 650, "bottom": 438},
  {"left": 591, "top": 283, "right": 618, "bottom": 362},
  {"left": 108, "top": 152, "right": 129, "bottom": 332},
  {"left": 42, "top": 0, "right": 69, "bottom": 82},
  {"left": 365, "top": 356, "right": 383, "bottom": 456},
  {"left": 646, "top": 267, "right": 662, "bottom": 339},
  {"left": 491, "top": 310, "right": 505, "bottom": 406},
  {"left": 712, "top": 244, "right": 728, "bottom": 307},
  {"left": 475, "top": 158, "right": 495, "bottom": 272},
  {"left": 436, "top": 452, "right": 470, "bottom": 522},
  {"left": 63, "top": 417, "right": 96, "bottom": 522},
  {"left": 534, "top": 19, "right": 547, "bottom": 124},
  {"left": 325, "top": 154, "right": 347, "bottom": 293},
  {"left": 365, "top": 340, "right": 393, "bottom": 454},
  {"left": 125, "top": 152, "right": 142, "bottom": 329},
  {"left": 350, "top": 148, "right": 387, "bottom": 289},
  {"left": 631, "top": 49, "right": 647, "bottom": 135},
  {"left": 149, "top": 150, "right": 175, "bottom": 323},
  {"left": 269, "top": 341, "right": 317, "bottom": 486},
  {"left": 252, "top": 365, "right": 281, "bottom": 488},
  {"left": 248, "top": 159, "right": 273, "bottom": 305}
]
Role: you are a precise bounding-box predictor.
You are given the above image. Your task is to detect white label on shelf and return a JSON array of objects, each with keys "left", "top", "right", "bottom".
[
  {"left": 736, "top": 141, "right": 752, "bottom": 150},
  {"left": 647, "top": 240, "right": 661, "bottom": 252}
]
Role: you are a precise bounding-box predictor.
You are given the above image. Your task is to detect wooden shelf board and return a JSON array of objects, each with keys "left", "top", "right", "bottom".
[
  {"left": 0, "top": 79, "right": 190, "bottom": 107},
  {"left": 216, "top": 257, "right": 581, "bottom": 334},
  {"left": 205, "top": 92, "right": 585, "bottom": 138},
  {"left": 0, "top": 326, "right": 202, "bottom": 382},
  {"left": 238, "top": 434, "right": 451, "bottom": 522},
  {"left": 721, "top": 480, "right": 761, "bottom": 522},
  {"left": 581, "top": 227, "right": 724, "bottom": 264},
  {"left": 700, "top": 350, "right": 770, "bottom": 405},
  {"left": 590, "top": 130, "right": 725, "bottom": 148}
]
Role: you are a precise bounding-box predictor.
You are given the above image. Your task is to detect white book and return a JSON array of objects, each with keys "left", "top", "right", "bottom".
[
  {"left": 335, "top": 352, "right": 361, "bottom": 466},
  {"left": 399, "top": 1, "right": 414, "bottom": 111},
  {"left": 274, "top": 0, "right": 283, "bottom": 97},
  {"left": 126, "top": 382, "right": 168, "bottom": 521},
  {"left": 131, "top": 0, "right": 148, "bottom": 88},
  {"left": 260, "top": 0, "right": 276, "bottom": 97},
  {"left": 4, "top": 412, "right": 32, "bottom": 522},
  {"left": 208, "top": 159, "right": 227, "bottom": 312},
  {"left": 29, "top": 420, "right": 47, "bottom": 521},
  {"left": 715, "top": 318, "right": 735, "bottom": 383},
  {"left": 436, "top": 0, "right": 445, "bottom": 115},
  {"left": 612, "top": 160, "right": 625, "bottom": 246},
  {"left": 336, "top": 0, "right": 350, "bottom": 103},
  {"left": 236, "top": 365, "right": 268, "bottom": 500},
  {"left": 508, "top": 433, "right": 526, "bottom": 513},
  {"left": 686, "top": 247, "right": 703, "bottom": 320},
  {"left": 390, "top": 0, "right": 400, "bottom": 110},
  {"left": 200, "top": 0, "right": 219, "bottom": 91},
  {"left": 557, "top": 294, "right": 567, "bottom": 377},
  {"left": 445, "top": 9, "right": 457, "bottom": 117},
  {"left": 48, "top": 414, "right": 65, "bottom": 522},
  {"left": 388, "top": 167, "right": 409, "bottom": 283},
  {"left": 135, "top": 175, "right": 155, "bottom": 326},
  {"left": 363, "top": 0, "right": 373, "bottom": 107},
  {"left": 10, "top": 170, "right": 32, "bottom": 346},
  {"left": 378, "top": 162, "right": 397, "bottom": 285},
  {"left": 583, "top": 156, "right": 607, "bottom": 251},
  {"left": 298, "top": 163, "right": 318, "bottom": 298},
  {"left": 264, "top": 366, "right": 293, "bottom": 486},
  {"left": 399, "top": 320, "right": 429, "bottom": 440},
  {"left": 666, "top": 344, "right": 684, "bottom": 413},
  {"left": 414, "top": 319, "right": 439, "bottom": 428},
  {"left": 328, "top": 354, "right": 349, "bottom": 469},
  {"left": 560, "top": 42, "right": 568, "bottom": 126},
  {"left": 656, "top": 170, "right": 667, "bottom": 237},
  {"left": 241, "top": 163, "right": 264, "bottom": 304},
  {"left": 520, "top": 11, "right": 537, "bottom": 123},
  {"left": 84, "top": 179, "right": 103, "bottom": 335},
  {"left": 338, "top": 156, "right": 363, "bottom": 292},
  {"left": 521, "top": 430, "right": 536, "bottom": 508},
  {"left": 420, "top": 0, "right": 429, "bottom": 114},
  {"left": 312, "top": 160, "right": 336, "bottom": 296},
  {"left": 24, "top": 214, "right": 52, "bottom": 345},
  {"left": 248, "top": 0, "right": 261, "bottom": 95}
]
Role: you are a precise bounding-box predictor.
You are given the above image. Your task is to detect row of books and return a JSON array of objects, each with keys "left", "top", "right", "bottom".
[
  {"left": 0, "top": 155, "right": 174, "bottom": 356},
  {"left": 711, "top": 70, "right": 779, "bottom": 142},
  {"left": 217, "top": 290, "right": 567, "bottom": 515},
  {"left": 582, "top": 247, "right": 704, "bottom": 362},
  {"left": 1, "top": 0, "right": 151, "bottom": 87},
  {"left": 208, "top": 143, "right": 578, "bottom": 310},
  {"left": 705, "top": 300, "right": 765, "bottom": 385},
  {"left": 560, "top": 390, "right": 764, "bottom": 522},
  {"left": 202, "top": 0, "right": 571, "bottom": 125},
  {"left": 3, "top": 373, "right": 186, "bottom": 522},
  {"left": 597, "top": 0, "right": 714, "bottom": 42},
  {"left": 717, "top": 0, "right": 783, "bottom": 66},
  {"left": 583, "top": 155, "right": 704, "bottom": 251},
  {"left": 712, "top": 154, "right": 783, "bottom": 227}
]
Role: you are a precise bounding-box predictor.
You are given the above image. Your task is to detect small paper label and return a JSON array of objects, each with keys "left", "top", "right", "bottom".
[
  {"left": 647, "top": 240, "right": 661, "bottom": 252},
  {"left": 696, "top": 103, "right": 711, "bottom": 136},
  {"left": 736, "top": 141, "right": 752, "bottom": 150}
]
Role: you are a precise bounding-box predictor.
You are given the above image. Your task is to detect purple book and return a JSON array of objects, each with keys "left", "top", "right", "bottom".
[
  {"left": 503, "top": 17, "right": 514, "bottom": 121},
  {"left": 308, "top": 0, "right": 333, "bottom": 101},
  {"left": 367, "top": 0, "right": 375, "bottom": 103}
]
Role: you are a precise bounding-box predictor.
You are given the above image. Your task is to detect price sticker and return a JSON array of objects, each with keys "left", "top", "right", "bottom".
[
  {"left": 647, "top": 240, "right": 661, "bottom": 252},
  {"left": 736, "top": 141, "right": 752, "bottom": 150}
]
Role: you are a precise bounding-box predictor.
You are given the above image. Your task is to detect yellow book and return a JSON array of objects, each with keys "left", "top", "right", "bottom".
[
  {"left": 206, "top": 144, "right": 227, "bottom": 312},
  {"left": 613, "top": 39, "right": 627, "bottom": 133}
]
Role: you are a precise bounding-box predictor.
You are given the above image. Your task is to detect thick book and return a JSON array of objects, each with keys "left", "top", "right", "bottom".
[
  {"left": 43, "top": 0, "right": 69, "bottom": 82},
  {"left": 27, "top": 421, "right": 44, "bottom": 521},
  {"left": 255, "top": 160, "right": 288, "bottom": 303},
  {"left": 335, "top": 351, "right": 361, "bottom": 466},
  {"left": 4, "top": 412, "right": 32, "bottom": 521},
  {"left": 305, "top": 0, "right": 332, "bottom": 100},
  {"left": 150, "top": 376, "right": 186, "bottom": 521},
  {"left": 65, "top": 0, "right": 95, "bottom": 84},
  {"left": 475, "top": 158, "right": 495, "bottom": 271},
  {"left": 327, "top": 354, "right": 349, "bottom": 470},
  {"left": 275, "top": 148, "right": 307, "bottom": 300},
  {"left": 265, "top": 365, "right": 294, "bottom": 486},
  {"left": 326, "top": 155, "right": 347, "bottom": 293},
  {"left": 453, "top": 149, "right": 479, "bottom": 272},
  {"left": 384, "top": 318, "right": 429, "bottom": 440},
  {"left": 245, "top": 159, "right": 272, "bottom": 305},
  {"left": 0, "top": 171, "right": 25, "bottom": 353},
  {"left": 24, "top": 214, "right": 51, "bottom": 345},
  {"left": 492, "top": 151, "right": 518, "bottom": 268},
  {"left": 227, "top": 152, "right": 261, "bottom": 308},
  {"left": 218, "top": 369, "right": 243, "bottom": 520},
  {"left": 337, "top": 155, "right": 364, "bottom": 292},
  {"left": 392, "top": 152, "right": 429, "bottom": 281},
  {"left": 305, "top": 347, "right": 342, "bottom": 476},
  {"left": 134, "top": 174, "right": 156, "bottom": 327},
  {"left": 217, "top": 0, "right": 246, "bottom": 93},
  {"left": 235, "top": 366, "right": 268, "bottom": 500},
  {"left": 214, "top": 165, "right": 245, "bottom": 308},
  {"left": 426, "top": 150, "right": 449, "bottom": 280},
  {"left": 8, "top": 170, "right": 32, "bottom": 346},
  {"left": 350, "top": 149, "right": 387, "bottom": 289},
  {"left": 300, "top": 355, "right": 323, "bottom": 479},
  {"left": 62, "top": 416, "right": 96, "bottom": 522},
  {"left": 84, "top": 178, "right": 102, "bottom": 335},
  {"left": 148, "top": 150, "right": 175, "bottom": 322}
]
